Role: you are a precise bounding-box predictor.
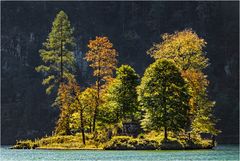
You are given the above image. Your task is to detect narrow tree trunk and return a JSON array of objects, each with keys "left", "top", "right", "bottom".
[
  {"left": 89, "top": 121, "right": 92, "bottom": 133},
  {"left": 212, "top": 135, "right": 215, "bottom": 147},
  {"left": 93, "top": 108, "right": 97, "bottom": 132},
  {"left": 93, "top": 80, "right": 99, "bottom": 132},
  {"left": 66, "top": 114, "right": 71, "bottom": 135},
  {"left": 164, "top": 126, "right": 168, "bottom": 140},
  {"left": 163, "top": 82, "right": 168, "bottom": 140},
  {"left": 75, "top": 96, "right": 85, "bottom": 145},
  {"left": 60, "top": 40, "right": 63, "bottom": 82},
  {"left": 93, "top": 58, "right": 101, "bottom": 132},
  {"left": 60, "top": 21, "right": 63, "bottom": 82},
  {"left": 80, "top": 109, "right": 86, "bottom": 145}
]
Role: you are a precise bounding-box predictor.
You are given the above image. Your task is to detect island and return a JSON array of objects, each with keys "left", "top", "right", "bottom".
[{"left": 12, "top": 10, "right": 219, "bottom": 150}]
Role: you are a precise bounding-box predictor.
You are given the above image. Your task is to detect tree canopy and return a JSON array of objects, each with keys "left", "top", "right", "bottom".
[{"left": 147, "top": 29, "right": 208, "bottom": 71}]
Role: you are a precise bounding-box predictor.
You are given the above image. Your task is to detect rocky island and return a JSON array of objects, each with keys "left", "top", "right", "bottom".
[{"left": 11, "top": 10, "right": 219, "bottom": 151}]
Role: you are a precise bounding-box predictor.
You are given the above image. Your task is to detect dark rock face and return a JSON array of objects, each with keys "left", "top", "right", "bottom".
[
  {"left": 122, "top": 123, "right": 143, "bottom": 137},
  {"left": 1, "top": 1, "right": 239, "bottom": 144}
]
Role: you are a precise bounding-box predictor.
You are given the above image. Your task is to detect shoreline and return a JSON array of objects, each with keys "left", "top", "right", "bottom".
[{"left": 10, "top": 145, "right": 214, "bottom": 151}]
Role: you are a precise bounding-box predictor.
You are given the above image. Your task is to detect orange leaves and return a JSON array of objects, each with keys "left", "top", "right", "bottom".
[
  {"left": 85, "top": 36, "right": 118, "bottom": 81},
  {"left": 181, "top": 70, "right": 208, "bottom": 95}
]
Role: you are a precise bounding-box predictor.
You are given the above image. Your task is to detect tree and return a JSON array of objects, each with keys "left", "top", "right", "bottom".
[
  {"left": 181, "top": 70, "right": 219, "bottom": 135},
  {"left": 147, "top": 29, "right": 208, "bottom": 71},
  {"left": 147, "top": 29, "right": 219, "bottom": 137},
  {"left": 138, "top": 59, "right": 190, "bottom": 140},
  {"left": 105, "top": 65, "right": 139, "bottom": 123},
  {"left": 56, "top": 80, "right": 87, "bottom": 144},
  {"left": 85, "top": 36, "right": 118, "bottom": 132},
  {"left": 36, "top": 11, "right": 76, "bottom": 94},
  {"left": 80, "top": 87, "right": 98, "bottom": 133},
  {"left": 54, "top": 81, "right": 76, "bottom": 135}
]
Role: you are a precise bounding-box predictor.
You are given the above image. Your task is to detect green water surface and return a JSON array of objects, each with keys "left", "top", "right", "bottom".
[{"left": 0, "top": 145, "right": 239, "bottom": 161}]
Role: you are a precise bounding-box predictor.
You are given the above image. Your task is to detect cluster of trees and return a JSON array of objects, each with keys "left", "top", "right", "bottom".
[{"left": 36, "top": 11, "right": 219, "bottom": 144}]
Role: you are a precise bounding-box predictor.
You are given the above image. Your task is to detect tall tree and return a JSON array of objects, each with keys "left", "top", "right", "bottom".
[
  {"left": 105, "top": 65, "right": 139, "bottom": 123},
  {"left": 36, "top": 11, "right": 76, "bottom": 94},
  {"left": 138, "top": 59, "right": 190, "bottom": 140},
  {"left": 181, "top": 70, "right": 219, "bottom": 135},
  {"left": 85, "top": 36, "right": 118, "bottom": 132},
  {"left": 147, "top": 29, "right": 218, "bottom": 136}
]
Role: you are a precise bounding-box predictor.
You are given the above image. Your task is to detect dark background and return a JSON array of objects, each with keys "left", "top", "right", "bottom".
[{"left": 1, "top": 1, "right": 239, "bottom": 144}]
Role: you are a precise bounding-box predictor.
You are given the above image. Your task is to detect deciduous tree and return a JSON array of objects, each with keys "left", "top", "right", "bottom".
[
  {"left": 85, "top": 36, "right": 118, "bottom": 132},
  {"left": 138, "top": 59, "right": 190, "bottom": 140},
  {"left": 105, "top": 65, "right": 139, "bottom": 123},
  {"left": 182, "top": 70, "right": 219, "bottom": 135},
  {"left": 147, "top": 29, "right": 208, "bottom": 71}
]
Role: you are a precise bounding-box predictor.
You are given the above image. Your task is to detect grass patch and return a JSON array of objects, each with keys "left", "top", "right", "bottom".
[{"left": 11, "top": 131, "right": 213, "bottom": 150}]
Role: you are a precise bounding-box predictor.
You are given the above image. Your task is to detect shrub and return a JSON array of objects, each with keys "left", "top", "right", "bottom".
[
  {"left": 104, "top": 136, "right": 159, "bottom": 150},
  {"left": 12, "top": 140, "right": 39, "bottom": 149}
]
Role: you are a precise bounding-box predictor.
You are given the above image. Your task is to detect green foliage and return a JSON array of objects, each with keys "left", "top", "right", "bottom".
[
  {"left": 147, "top": 29, "right": 208, "bottom": 71},
  {"left": 13, "top": 140, "right": 39, "bottom": 149},
  {"left": 147, "top": 29, "right": 219, "bottom": 136},
  {"left": 138, "top": 59, "right": 190, "bottom": 133},
  {"left": 104, "top": 136, "right": 160, "bottom": 150},
  {"left": 78, "top": 87, "right": 98, "bottom": 133},
  {"left": 191, "top": 99, "right": 219, "bottom": 135},
  {"left": 104, "top": 65, "right": 140, "bottom": 123},
  {"left": 36, "top": 11, "right": 76, "bottom": 94}
]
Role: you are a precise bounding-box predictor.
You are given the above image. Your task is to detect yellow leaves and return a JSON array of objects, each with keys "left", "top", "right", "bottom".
[
  {"left": 147, "top": 29, "right": 208, "bottom": 70},
  {"left": 42, "top": 75, "right": 55, "bottom": 85}
]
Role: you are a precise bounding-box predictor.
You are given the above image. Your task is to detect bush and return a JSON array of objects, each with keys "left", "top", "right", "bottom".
[
  {"left": 12, "top": 140, "right": 39, "bottom": 149},
  {"left": 104, "top": 136, "right": 160, "bottom": 150}
]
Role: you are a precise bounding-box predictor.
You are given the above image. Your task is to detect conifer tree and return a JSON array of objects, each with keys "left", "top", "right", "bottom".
[{"left": 36, "top": 11, "right": 76, "bottom": 94}]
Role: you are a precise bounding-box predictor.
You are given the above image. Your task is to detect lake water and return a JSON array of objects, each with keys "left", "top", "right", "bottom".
[{"left": 0, "top": 145, "right": 239, "bottom": 161}]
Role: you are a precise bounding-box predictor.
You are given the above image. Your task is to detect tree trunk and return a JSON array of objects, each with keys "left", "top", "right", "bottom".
[
  {"left": 80, "top": 109, "right": 86, "bottom": 145},
  {"left": 75, "top": 96, "right": 85, "bottom": 144},
  {"left": 163, "top": 81, "right": 168, "bottom": 140},
  {"left": 93, "top": 62, "right": 101, "bottom": 132},
  {"left": 89, "top": 121, "right": 92, "bottom": 133},
  {"left": 60, "top": 21, "right": 63, "bottom": 82},
  {"left": 66, "top": 115, "right": 71, "bottom": 135},
  {"left": 92, "top": 107, "right": 97, "bottom": 132},
  {"left": 92, "top": 101, "right": 97, "bottom": 132},
  {"left": 164, "top": 126, "right": 168, "bottom": 140}
]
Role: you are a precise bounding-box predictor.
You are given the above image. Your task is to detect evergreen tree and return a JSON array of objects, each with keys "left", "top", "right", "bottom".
[
  {"left": 36, "top": 11, "right": 76, "bottom": 94},
  {"left": 138, "top": 59, "right": 190, "bottom": 140},
  {"left": 85, "top": 36, "right": 118, "bottom": 132}
]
